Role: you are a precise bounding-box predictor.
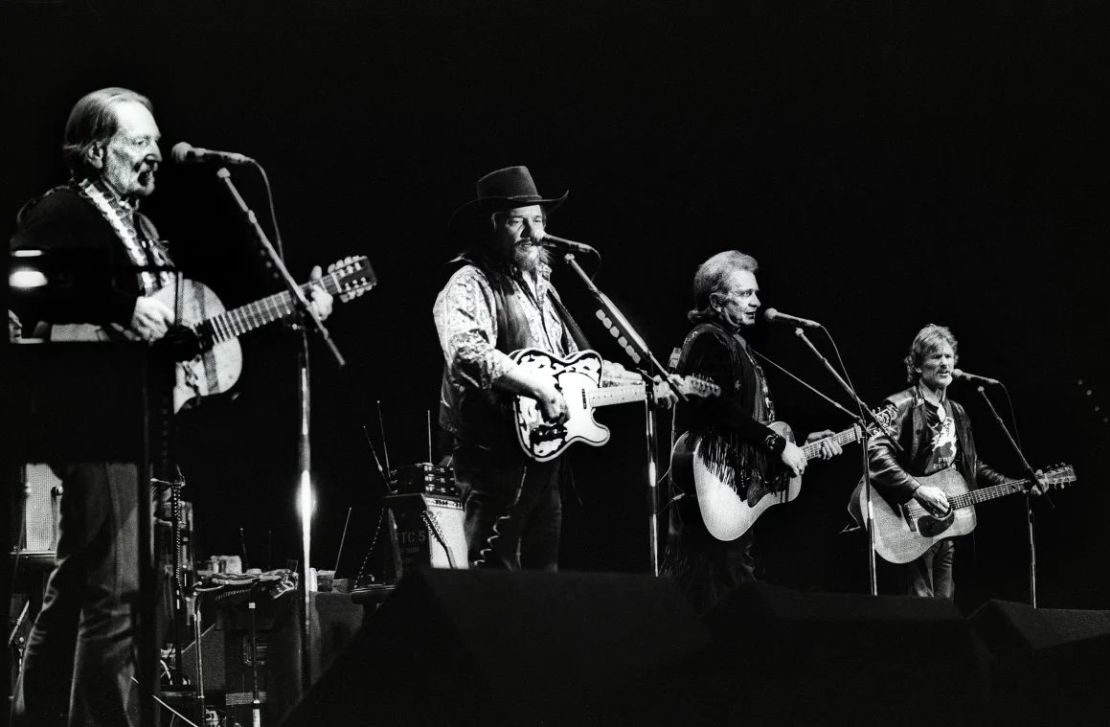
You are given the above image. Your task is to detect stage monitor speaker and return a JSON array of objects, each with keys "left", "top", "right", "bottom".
[
  {"left": 703, "top": 583, "right": 988, "bottom": 726},
  {"left": 282, "top": 568, "right": 712, "bottom": 727},
  {"left": 971, "top": 599, "right": 1110, "bottom": 723}
]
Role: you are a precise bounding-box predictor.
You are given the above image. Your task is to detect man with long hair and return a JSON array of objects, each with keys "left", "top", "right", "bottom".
[
  {"left": 9, "top": 88, "right": 331, "bottom": 726},
  {"left": 434, "top": 165, "right": 669, "bottom": 571}
]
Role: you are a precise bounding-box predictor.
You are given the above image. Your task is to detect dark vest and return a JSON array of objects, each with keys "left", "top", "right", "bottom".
[{"left": 438, "top": 261, "right": 588, "bottom": 454}]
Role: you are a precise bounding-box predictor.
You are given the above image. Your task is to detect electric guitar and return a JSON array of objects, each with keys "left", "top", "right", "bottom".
[
  {"left": 670, "top": 405, "right": 899, "bottom": 542},
  {"left": 49, "top": 256, "right": 376, "bottom": 412},
  {"left": 856, "top": 463, "right": 1075, "bottom": 564},
  {"left": 511, "top": 348, "right": 719, "bottom": 461}
]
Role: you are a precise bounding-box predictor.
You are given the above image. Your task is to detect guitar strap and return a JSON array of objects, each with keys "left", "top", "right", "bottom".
[
  {"left": 74, "top": 179, "right": 174, "bottom": 295},
  {"left": 547, "top": 289, "right": 592, "bottom": 352}
]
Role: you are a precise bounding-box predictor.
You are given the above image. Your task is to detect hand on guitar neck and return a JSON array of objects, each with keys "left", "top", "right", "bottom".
[
  {"left": 305, "top": 264, "right": 334, "bottom": 321},
  {"left": 782, "top": 429, "right": 844, "bottom": 477}
]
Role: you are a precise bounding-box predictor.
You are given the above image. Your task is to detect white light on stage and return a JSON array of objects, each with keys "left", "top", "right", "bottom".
[
  {"left": 296, "top": 470, "right": 315, "bottom": 518},
  {"left": 9, "top": 268, "right": 48, "bottom": 289}
]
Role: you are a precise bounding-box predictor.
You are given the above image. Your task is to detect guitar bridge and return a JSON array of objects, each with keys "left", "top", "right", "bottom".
[{"left": 899, "top": 503, "right": 919, "bottom": 533}]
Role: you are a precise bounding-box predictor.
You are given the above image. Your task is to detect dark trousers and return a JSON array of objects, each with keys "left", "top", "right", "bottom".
[
  {"left": 661, "top": 494, "right": 756, "bottom": 615},
  {"left": 881, "top": 538, "right": 956, "bottom": 599},
  {"left": 452, "top": 448, "right": 563, "bottom": 571},
  {"left": 12, "top": 463, "right": 140, "bottom": 727},
  {"left": 904, "top": 539, "right": 956, "bottom": 599}
]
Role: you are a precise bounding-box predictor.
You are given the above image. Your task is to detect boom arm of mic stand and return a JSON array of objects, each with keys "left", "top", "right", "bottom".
[
  {"left": 560, "top": 251, "right": 677, "bottom": 577},
  {"left": 560, "top": 253, "right": 686, "bottom": 400},
  {"left": 793, "top": 328, "right": 900, "bottom": 451},
  {"left": 215, "top": 167, "right": 346, "bottom": 368},
  {"left": 974, "top": 386, "right": 1044, "bottom": 489},
  {"left": 974, "top": 385, "right": 1044, "bottom": 607},
  {"left": 793, "top": 326, "right": 890, "bottom": 598}
]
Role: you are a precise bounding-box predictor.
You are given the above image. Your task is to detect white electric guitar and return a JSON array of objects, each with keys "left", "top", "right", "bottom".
[{"left": 511, "top": 348, "right": 719, "bottom": 461}]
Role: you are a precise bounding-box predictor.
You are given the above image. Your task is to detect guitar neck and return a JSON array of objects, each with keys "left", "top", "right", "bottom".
[
  {"left": 948, "top": 479, "right": 1030, "bottom": 510},
  {"left": 587, "top": 383, "right": 650, "bottom": 408},
  {"left": 801, "top": 425, "right": 861, "bottom": 461},
  {"left": 202, "top": 275, "right": 340, "bottom": 344}
]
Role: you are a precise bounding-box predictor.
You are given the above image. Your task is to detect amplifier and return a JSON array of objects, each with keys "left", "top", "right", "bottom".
[
  {"left": 384, "top": 493, "right": 468, "bottom": 573},
  {"left": 388, "top": 463, "right": 458, "bottom": 496},
  {"left": 12, "top": 464, "right": 62, "bottom": 555}
]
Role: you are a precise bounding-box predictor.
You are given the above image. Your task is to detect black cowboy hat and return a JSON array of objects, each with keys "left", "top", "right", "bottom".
[{"left": 448, "top": 166, "right": 569, "bottom": 232}]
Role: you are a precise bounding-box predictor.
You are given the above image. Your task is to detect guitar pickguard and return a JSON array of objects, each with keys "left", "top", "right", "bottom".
[
  {"left": 914, "top": 510, "right": 955, "bottom": 538},
  {"left": 511, "top": 349, "right": 607, "bottom": 461}
]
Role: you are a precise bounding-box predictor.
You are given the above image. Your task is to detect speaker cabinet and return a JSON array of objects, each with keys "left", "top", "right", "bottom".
[
  {"left": 971, "top": 599, "right": 1110, "bottom": 724},
  {"left": 181, "top": 591, "right": 364, "bottom": 725},
  {"left": 282, "top": 569, "right": 711, "bottom": 726},
  {"left": 703, "top": 583, "right": 989, "bottom": 726}
]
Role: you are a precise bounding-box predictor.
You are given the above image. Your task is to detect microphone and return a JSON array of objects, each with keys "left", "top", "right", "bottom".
[
  {"left": 763, "top": 308, "right": 821, "bottom": 329},
  {"left": 952, "top": 369, "right": 1001, "bottom": 386},
  {"left": 536, "top": 233, "right": 600, "bottom": 257},
  {"left": 171, "top": 141, "right": 254, "bottom": 165}
]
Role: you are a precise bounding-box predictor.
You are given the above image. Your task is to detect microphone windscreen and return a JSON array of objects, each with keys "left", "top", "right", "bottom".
[{"left": 170, "top": 142, "right": 193, "bottom": 163}]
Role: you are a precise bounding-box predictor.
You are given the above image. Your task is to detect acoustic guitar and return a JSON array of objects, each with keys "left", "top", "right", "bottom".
[
  {"left": 670, "top": 404, "right": 897, "bottom": 542},
  {"left": 857, "top": 463, "right": 1076, "bottom": 564},
  {"left": 50, "top": 256, "right": 375, "bottom": 412}
]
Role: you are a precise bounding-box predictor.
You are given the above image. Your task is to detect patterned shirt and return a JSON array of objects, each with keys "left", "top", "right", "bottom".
[
  {"left": 433, "top": 262, "right": 636, "bottom": 391},
  {"left": 921, "top": 397, "right": 959, "bottom": 474}
]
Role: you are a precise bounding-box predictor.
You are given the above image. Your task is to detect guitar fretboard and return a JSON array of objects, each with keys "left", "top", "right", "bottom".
[
  {"left": 800, "top": 405, "right": 899, "bottom": 461},
  {"left": 586, "top": 383, "right": 655, "bottom": 408},
  {"left": 948, "top": 480, "right": 1029, "bottom": 510},
  {"left": 585, "top": 378, "right": 720, "bottom": 408},
  {"left": 199, "top": 274, "right": 342, "bottom": 344},
  {"left": 801, "top": 426, "right": 862, "bottom": 460}
]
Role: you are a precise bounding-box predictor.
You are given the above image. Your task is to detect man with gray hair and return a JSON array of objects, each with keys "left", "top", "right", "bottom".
[
  {"left": 10, "top": 85, "right": 174, "bottom": 727},
  {"left": 663, "top": 250, "right": 839, "bottom": 613},
  {"left": 9, "top": 87, "right": 331, "bottom": 726}
]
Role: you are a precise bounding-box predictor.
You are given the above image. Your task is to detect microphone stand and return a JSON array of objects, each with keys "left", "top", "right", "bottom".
[
  {"left": 792, "top": 328, "right": 901, "bottom": 596},
  {"left": 974, "top": 385, "right": 1041, "bottom": 607},
  {"left": 215, "top": 167, "right": 346, "bottom": 694},
  {"left": 560, "top": 253, "right": 686, "bottom": 576}
]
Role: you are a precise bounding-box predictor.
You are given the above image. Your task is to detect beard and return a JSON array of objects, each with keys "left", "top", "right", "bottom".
[{"left": 512, "top": 241, "right": 550, "bottom": 274}]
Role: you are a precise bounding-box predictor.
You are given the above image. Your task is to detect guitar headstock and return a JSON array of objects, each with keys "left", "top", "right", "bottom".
[
  {"left": 1037, "top": 463, "right": 1077, "bottom": 491},
  {"left": 673, "top": 374, "right": 721, "bottom": 399},
  {"left": 860, "top": 402, "right": 901, "bottom": 437},
  {"left": 326, "top": 256, "right": 378, "bottom": 302}
]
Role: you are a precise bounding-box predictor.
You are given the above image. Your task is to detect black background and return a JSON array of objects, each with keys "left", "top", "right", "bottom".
[{"left": 3, "top": 0, "right": 1108, "bottom": 613}]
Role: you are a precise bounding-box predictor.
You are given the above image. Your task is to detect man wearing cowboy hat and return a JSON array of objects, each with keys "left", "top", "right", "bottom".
[{"left": 434, "top": 165, "right": 665, "bottom": 570}]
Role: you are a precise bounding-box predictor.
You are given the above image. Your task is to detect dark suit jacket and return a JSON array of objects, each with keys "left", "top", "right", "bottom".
[{"left": 10, "top": 187, "right": 150, "bottom": 328}]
